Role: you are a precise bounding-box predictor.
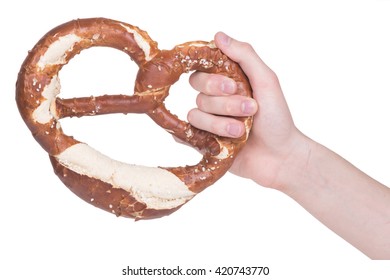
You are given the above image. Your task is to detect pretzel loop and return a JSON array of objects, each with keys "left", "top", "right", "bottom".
[{"left": 16, "top": 18, "right": 252, "bottom": 219}]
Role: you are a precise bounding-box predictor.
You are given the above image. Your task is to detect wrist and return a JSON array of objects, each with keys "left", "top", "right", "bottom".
[{"left": 267, "top": 132, "right": 317, "bottom": 193}]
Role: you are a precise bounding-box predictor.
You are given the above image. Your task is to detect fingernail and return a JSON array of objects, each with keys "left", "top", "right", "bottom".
[
  {"left": 227, "top": 123, "right": 243, "bottom": 137},
  {"left": 218, "top": 32, "right": 231, "bottom": 47},
  {"left": 241, "top": 99, "right": 257, "bottom": 115},
  {"left": 221, "top": 80, "right": 236, "bottom": 94}
]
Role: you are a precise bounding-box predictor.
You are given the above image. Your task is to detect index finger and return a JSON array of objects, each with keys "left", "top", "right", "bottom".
[
  {"left": 189, "top": 72, "right": 237, "bottom": 96},
  {"left": 214, "top": 32, "right": 281, "bottom": 95}
]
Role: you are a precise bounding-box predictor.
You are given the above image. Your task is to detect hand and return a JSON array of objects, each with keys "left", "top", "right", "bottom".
[
  {"left": 188, "top": 32, "right": 390, "bottom": 259},
  {"left": 188, "top": 32, "right": 307, "bottom": 189}
]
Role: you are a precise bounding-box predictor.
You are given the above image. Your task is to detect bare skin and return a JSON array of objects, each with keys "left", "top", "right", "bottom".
[{"left": 187, "top": 32, "right": 390, "bottom": 259}]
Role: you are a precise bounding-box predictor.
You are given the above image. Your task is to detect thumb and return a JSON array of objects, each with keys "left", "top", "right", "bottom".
[
  {"left": 214, "top": 32, "right": 294, "bottom": 141},
  {"left": 214, "top": 32, "right": 280, "bottom": 95}
]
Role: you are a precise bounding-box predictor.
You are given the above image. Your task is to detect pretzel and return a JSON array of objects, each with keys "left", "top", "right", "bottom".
[{"left": 16, "top": 18, "right": 252, "bottom": 219}]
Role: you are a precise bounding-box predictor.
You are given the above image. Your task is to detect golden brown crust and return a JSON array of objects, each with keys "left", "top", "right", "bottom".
[
  {"left": 16, "top": 18, "right": 252, "bottom": 219},
  {"left": 50, "top": 156, "right": 181, "bottom": 219}
]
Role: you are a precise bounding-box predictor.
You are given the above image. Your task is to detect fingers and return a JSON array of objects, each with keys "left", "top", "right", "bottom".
[
  {"left": 214, "top": 32, "right": 281, "bottom": 93},
  {"left": 189, "top": 72, "right": 237, "bottom": 95},
  {"left": 188, "top": 73, "right": 257, "bottom": 138},
  {"left": 188, "top": 108, "right": 247, "bottom": 138},
  {"left": 187, "top": 33, "right": 267, "bottom": 138},
  {"left": 187, "top": 93, "right": 257, "bottom": 138},
  {"left": 190, "top": 33, "right": 279, "bottom": 96},
  {"left": 196, "top": 93, "right": 257, "bottom": 117}
]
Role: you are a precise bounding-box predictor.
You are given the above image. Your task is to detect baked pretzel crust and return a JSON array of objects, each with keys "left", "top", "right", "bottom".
[{"left": 16, "top": 18, "right": 252, "bottom": 219}]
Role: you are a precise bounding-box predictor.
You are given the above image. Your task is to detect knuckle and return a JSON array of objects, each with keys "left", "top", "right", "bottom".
[
  {"left": 268, "top": 69, "right": 279, "bottom": 83},
  {"left": 210, "top": 120, "right": 224, "bottom": 135},
  {"left": 195, "top": 94, "right": 204, "bottom": 109},
  {"left": 264, "top": 69, "right": 280, "bottom": 88},
  {"left": 224, "top": 100, "right": 235, "bottom": 115},
  {"left": 206, "top": 74, "right": 220, "bottom": 93},
  {"left": 205, "top": 78, "right": 214, "bottom": 93},
  {"left": 187, "top": 108, "right": 197, "bottom": 123},
  {"left": 239, "top": 41, "right": 255, "bottom": 53},
  {"left": 188, "top": 72, "right": 199, "bottom": 88}
]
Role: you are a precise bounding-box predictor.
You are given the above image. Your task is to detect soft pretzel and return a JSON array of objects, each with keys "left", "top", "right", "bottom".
[{"left": 16, "top": 18, "right": 252, "bottom": 219}]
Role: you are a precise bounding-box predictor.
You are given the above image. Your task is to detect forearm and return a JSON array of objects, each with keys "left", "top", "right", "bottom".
[{"left": 275, "top": 135, "right": 390, "bottom": 259}]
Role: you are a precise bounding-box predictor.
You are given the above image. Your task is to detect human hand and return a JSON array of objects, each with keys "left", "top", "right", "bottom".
[
  {"left": 189, "top": 34, "right": 390, "bottom": 259},
  {"left": 188, "top": 32, "right": 308, "bottom": 189}
]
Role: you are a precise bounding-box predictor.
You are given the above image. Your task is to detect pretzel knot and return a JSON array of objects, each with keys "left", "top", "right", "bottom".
[{"left": 16, "top": 18, "right": 253, "bottom": 219}]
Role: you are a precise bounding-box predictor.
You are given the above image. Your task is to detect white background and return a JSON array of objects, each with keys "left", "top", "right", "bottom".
[{"left": 2, "top": 0, "right": 390, "bottom": 279}]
